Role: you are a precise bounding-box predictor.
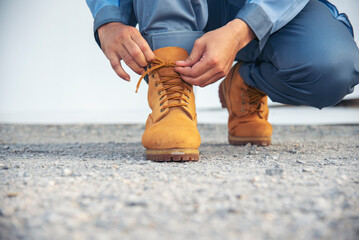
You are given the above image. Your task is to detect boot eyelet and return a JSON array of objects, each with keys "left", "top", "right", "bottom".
[
  {"left": 188, "top": 89, "right": 191, "bottom": 93},
  {"left": 152, "top": 74, "right": 155, "bottom": 78},
  {"left": 241, "top": 107, "right": 246, "bottom": 112},
  {"left": 158, "top": 91, "right": 161, "bottom": 95},
  {"left": 242, "top": 101, "right": 246, "bottom": 104},
  {"left": 241, "top": 93, "right": 245, "bottom": 97}
]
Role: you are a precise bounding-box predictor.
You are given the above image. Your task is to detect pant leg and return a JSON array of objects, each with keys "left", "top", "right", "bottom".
[
  {"left": 133, "top": 0, "right": 208, "bottom": 53},
  {"left": 238, "top": 0, "right": 359, "bottom": 108},
  {"left": 133, "top": 0, "right": 245, "bottom": 53}
]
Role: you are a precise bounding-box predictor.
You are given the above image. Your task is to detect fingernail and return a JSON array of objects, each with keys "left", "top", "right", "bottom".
[{"left": 126, "top": 76, "right": 130, "bottom": 81}]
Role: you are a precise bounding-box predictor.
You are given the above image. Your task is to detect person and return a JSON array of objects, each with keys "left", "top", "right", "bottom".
[{"left": 86, "top": 0, "right": 359, "bottom": 162}]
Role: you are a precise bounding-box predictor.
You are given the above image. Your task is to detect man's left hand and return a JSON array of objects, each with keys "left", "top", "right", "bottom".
[{"left": 174, "top": 19, "right": 255, "bottom": 87}]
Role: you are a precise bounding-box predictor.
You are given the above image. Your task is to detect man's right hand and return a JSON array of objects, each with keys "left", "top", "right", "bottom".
[{"left": 98, "top": 22, "right": 155, "bottom": 81}]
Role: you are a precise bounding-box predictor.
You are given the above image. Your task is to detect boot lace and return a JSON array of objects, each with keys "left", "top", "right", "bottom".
[
  {"left": 136, "top": 57, "right": 191, "bottom": 112},
  {"left": 243, "top": 86, "right": 266, "bottom": 113}
]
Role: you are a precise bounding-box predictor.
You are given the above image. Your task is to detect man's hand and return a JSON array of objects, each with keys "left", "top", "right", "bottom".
[
  {"left": 98, "top": 22, "right": 155, "bottom": 81},
  {"left": 174, "top": 19, "right": 255, "bottom": 87}
]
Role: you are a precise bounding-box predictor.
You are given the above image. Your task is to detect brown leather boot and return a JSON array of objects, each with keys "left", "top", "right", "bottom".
[
  {"left": 219, "top": 63, "right": 272, "bottom": 146},
  {"left": 136, "top": 47, "right": 201, "bottom": 161}
]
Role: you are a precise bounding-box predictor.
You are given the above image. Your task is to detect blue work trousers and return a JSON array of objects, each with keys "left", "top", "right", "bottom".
[{"left": 135, "top": 0, "right": 359, "bottom": 108}]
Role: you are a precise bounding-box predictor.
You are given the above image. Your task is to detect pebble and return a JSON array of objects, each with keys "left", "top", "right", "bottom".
[
  {"left": 62, "top": 168, "right": 73, "bottom": 176},
  {"left": 340, "top": 174, "right": 348, "bottom": 181},
  {"left": 235, "top": 194, "right": 243, "bottom": 200},
  {"left": 6, "top": 192, "right": 20, "bottom": 198},
  {"left": 111, "top": 164, "right": 119, "bottom": 169},
  {"left": 251, "top": 176, "right": 260, "bottom": 183},
  {"left": 1, "top": 165, "right": 10, "bottom": 170},
  {"left": 125, "top": 200, "right": 148, "bottom": 207},
  {"left": 302, "top": 168, "right": 315, "bottom": 174},
  {"left": 265, "top": 168, "right": 284, "bottom": 176}
]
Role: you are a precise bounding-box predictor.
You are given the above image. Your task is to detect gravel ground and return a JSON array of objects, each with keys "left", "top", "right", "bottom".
[{"left": 0, "top": 124, "right": 358, "bottom": 240}]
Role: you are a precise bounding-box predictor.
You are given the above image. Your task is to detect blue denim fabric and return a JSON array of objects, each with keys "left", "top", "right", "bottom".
[
  {"left": 86, "top": 0, "right": 359, "bottom": 108},
  {"left": 237, "top": 0, "right": 359, "bottom": 108},
  {"left": 87, "top": 0, "right": 311, "bottom": 51}
]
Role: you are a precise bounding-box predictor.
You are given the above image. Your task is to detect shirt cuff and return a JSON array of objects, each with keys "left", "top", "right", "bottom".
[
  {"left": 235, "top": 3, "right": 273, "bottom": 51},
  {"left": 93, "top": 5, "right": 136, "bottom": 48}
]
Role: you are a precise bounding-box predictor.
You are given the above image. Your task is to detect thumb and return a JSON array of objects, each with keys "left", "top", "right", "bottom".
[{"left": 176, "top": 41, "right": 204, "bottom": 67}]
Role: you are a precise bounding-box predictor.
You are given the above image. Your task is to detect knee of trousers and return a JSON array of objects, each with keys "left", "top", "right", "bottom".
[
  {"left": 282, "top": 51, "right": 359, "bottom": 109},
  {"left": 306, "top": 54, "right": 359, "bottom": 109}
]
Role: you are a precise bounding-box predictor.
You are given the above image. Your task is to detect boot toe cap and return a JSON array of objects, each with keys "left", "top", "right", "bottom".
[
  {"left": 142, "top": 124, "right": 201, "bottom": 150},
  {"left": 230, "top": 120, "right": 273, "bottom": 138}
]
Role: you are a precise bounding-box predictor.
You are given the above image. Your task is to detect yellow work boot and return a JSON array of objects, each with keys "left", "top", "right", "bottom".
[
  {"left": 219, "top": 63, "right": 272, "bottom": 146},
  {"left": 136, "top": 47, "right": 201, "bottom": 161}
]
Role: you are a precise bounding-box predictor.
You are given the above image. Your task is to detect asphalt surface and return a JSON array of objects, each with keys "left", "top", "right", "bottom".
[{"left": 0, "top": 124, "right": 358, "bottom": 240}]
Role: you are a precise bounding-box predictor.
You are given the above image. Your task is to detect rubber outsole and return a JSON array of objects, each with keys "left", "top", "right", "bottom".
[
  {"left": 228, "top": 135, "right": 271, "bottom": 146},
  {"left": 146, "top": 149, "right": 199, "bottom": 162},
  {"left": 219, "top": 81, "right": 271, "bottom": 147}
]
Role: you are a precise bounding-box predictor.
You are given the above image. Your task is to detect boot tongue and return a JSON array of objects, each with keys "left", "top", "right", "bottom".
[
  {"left": 153, "top": 47, "right": 188, "bottom": 62},
  {"left": 153, "top": 47, "right": 188, "bottom": 76},
  {"left": 152, "top": 47, "right": 192, "bottom": 117}
]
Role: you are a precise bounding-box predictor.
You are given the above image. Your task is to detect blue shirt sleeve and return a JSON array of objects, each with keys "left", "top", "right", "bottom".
[
  {"left": 236, "top": 0, "right": 310, "bottom": 50},
  {"left": 86, "top": 0, "right": 137, "bottom": 48}
]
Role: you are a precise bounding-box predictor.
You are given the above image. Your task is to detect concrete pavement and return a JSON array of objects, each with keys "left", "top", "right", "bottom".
[{"left": 0, "top": 124, "right": 358, "bottom": 240}]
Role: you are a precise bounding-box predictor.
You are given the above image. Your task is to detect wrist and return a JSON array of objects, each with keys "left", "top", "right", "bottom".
[
  {"left": 226, "top": 19, "right": 255, "bottom": 51},
  {"left": 97, "top": 23, "right": 110, "bottom": 40},
  {"left": 98, "top": 22, "right": 125, "bottom": 38}
]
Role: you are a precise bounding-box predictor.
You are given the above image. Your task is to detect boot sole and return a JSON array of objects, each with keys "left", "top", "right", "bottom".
[
  {"left": 219, "top": 81, "right": 271, "bottom": 146},
  {"left": 228, "top": 134, "right": 271, "bottom": 146},
  {"left": 146, "top": 149, "right": 199, "bottom": 162}
]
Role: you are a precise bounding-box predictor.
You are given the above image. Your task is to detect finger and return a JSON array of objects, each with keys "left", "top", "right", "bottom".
[
  {"left": 123, "top": 39, "right": 148, "bottom": 67},
  {"left": 180, "top": 67, "right": 219, "bottom": 86},
  {"left": 199, "top": 72, "right": 225, "bottom": 87},
  {"left": 120, "top": 51, "right": 145, "bottom": 75},
  {"left": 131, "top": 34, "right": 156, "bottom": 63},
  {"left": 174, "top": 66, "right": 194, "bottom": 76},
  {"left": 175, "top": 55, "right": 214, "bottom": 78},
  {"left": 108, "top": 55, "right": 130, "bottom": 81},
  {"left": 176, "top": 39, "right": 205, "bottom": 67}
]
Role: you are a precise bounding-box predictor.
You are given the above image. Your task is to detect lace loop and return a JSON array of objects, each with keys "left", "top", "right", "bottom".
[
  {"left": 244, "top": 86, "right": 266, "bottom": 113},
  {"left": 136, "top": 57, "right": 192, "bottom": 112}
]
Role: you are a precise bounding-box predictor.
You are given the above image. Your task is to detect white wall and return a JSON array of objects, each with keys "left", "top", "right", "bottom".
[{"left": 0, "top": 0, "right": 358, "bottom": 124}]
